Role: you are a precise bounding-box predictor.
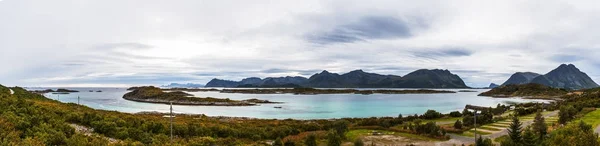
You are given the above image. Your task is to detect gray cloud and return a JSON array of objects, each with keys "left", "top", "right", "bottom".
[
  {"left": 306, "top": 16, "right": 412, "bottom": 44},
  {"left": 550, "top": 54, "right": 582, "bottom": 62},
  {"left": 411, "top": 48, "right": 472, "bottom": 60}
]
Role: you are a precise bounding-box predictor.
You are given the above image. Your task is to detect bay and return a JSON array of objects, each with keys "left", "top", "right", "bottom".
[{"left": 35, "top": 88, "right": 549, "bottom": 119}]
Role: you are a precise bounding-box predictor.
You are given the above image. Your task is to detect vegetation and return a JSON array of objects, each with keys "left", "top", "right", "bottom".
[
  {"left": 558, "top": 105, "right": 578, "bottom": 124},
  {"left": 304, "top": 134, "right": 317, "bottom": 146},
  {"left": 7, "top": 81, "right": 600, "bottom": 145},
  {"left": 353, "top": 139, "right": 364, "bottom": 146},
  {"left": 453, "top": 120, "right": 462, "bottom": 129},
  {"left": 422, "top": 110, "right": 443, "bottom": 119},
  {"left": 579, "top": 109, "right": 600, "bottom": 127},
  {"left": 503, "top": 115, "right": 523, "bottom": 145},
  {"left": 532, "top": 112, "right": 547, "bottom": 140},
  {"left": 478, "top": 83, "right": 568, "bottom": 98},
  {"left": 543, "top": 121, "right": 599, "bottom": 145},
  {"left": 0, "top": 85, "right": 349, "bottom": 145},
  {"left": 475, "top": 136, "right": 493, "bottom": 146},
  {"left": 56, "top": 88, "right": 80, "bottom": 92}
]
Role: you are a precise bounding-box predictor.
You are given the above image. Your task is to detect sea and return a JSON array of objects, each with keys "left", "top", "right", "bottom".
[{"left": 29, "top": 87, "right": 550, "bottom": 119}]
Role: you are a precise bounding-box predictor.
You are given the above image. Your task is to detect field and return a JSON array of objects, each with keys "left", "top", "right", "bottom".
[{"left": 580, "top": 109, "right": 600, "bottom": 127}]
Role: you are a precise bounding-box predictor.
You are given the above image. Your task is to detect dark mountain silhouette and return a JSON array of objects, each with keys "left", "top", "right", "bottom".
[
  {"left": 501, "top": 72, "right": 541, "bottom": 86},
  {"left": 161, "top": 83, "right": 204, "bottom": 88},
  {"left": 205, "top": 79, "right": 241, "bottom": 87},
  {"left": 530, "top": 64, "right": 599, "bottom": 90},
  {"left": 489, "top": 83, "right": 500, "bottom": 88},
  {"left": 206, "top": 69, "right": 469, "bottom": 88},
  {"left": 389, "top": 69, "right": 468, "bottom": 88}
]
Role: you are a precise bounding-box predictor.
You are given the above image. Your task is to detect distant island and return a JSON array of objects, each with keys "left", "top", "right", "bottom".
[
  {"left": 161, "top": 83, "right": 204, "bottom": 88},
  {"left": 206, "top": 69, "right": 470, "bottom": 88},
  {"left": 31, "top": 88, "right": 79, "bottom": 94},
  {"left": 219, "top": 88, "right": 456, "bottom": 95},
  {"left": 478, "top": 83, "right": 568, "bottom": 98},
  {"left": 123, "top": 86, "right": 280, "bottom": 106}
]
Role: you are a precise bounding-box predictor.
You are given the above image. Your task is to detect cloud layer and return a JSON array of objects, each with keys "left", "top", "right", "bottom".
[{"left": 1, "top": 0, "right": 599, "bottom": 87}]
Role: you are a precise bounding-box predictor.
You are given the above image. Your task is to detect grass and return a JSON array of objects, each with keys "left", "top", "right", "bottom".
[
  {"left": 580, "top": 109, "right": 600, "bottom": 127},
  {"left": 345, "top": 129, "right": 441, "bottom": 142},
  {"left": 489, "top": 123, "right": 510, "bottom": 127},
  {"left": 459, "top": 130, "right": 493, "bottom": 137},
  {"left": 458, "top": 110, "right": 559, "bottom": 138},
  {"left": 494, "top": 135, "right": 509, "bottom": 143},
  {"left": 478, "top": 126, "right": 502, "bottom": 131},
  {"left": 422, "top": 117, "right": 462, "bottom": 124}
]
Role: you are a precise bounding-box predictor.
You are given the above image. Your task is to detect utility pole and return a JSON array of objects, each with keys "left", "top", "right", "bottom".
[
  {"left": 474, "top": 110, "right": 477, "bottom": 144},
  {"left": 170, "top": 102, "right": 173, "bottom": 145},
  {"left": 78, "top": 96, "right": 80, "bottom": 105}
]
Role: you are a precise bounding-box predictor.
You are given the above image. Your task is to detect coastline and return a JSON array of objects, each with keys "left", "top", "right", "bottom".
[{"left": 122, "top": 96, "right": 258, "bottom": 106}]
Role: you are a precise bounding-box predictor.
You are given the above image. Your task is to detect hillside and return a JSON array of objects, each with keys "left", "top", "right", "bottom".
[
  {"left": 0, "top": 84, "right": 345, "bottom": 145},
  {"left": 390, "top": 69, "right": 468, "bottom": 88},
  {"left": 478, "top": 83, "right": 568, "bottom": 98},
  {"left": 501, "top": 72, "right": 541, "bottom": 86},
  {"left": 530, "top": 64, "right": 599, "bottom": 90}
]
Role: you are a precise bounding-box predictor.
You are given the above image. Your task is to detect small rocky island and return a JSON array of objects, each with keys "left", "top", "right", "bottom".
[
  {"left": 123, "top": 86, "right": 280, "bottom": 106},
  {"left": 478, "top": 83, "right": 568, "bottom": 98},
  {"left": 31, "top": 88, "right": 79, "bottom": 94}
]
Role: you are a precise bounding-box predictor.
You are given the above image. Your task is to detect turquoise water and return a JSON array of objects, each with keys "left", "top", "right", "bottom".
[{"left": 36, "top": 88, "right": 549, "bottom": 119}]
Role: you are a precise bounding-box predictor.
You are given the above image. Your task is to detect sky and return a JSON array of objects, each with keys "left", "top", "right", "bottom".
[{"left": 1, "top": 0, "right": 600, "bottom": 87}]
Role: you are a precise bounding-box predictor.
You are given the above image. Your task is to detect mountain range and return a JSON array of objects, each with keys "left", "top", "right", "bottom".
[
  {"left": 499, "top": 64, "right": 598, "bottom": 90},
  {"left": 161, "top": 83, "right": 205, "bottom": 88},
  {"left": 205, "top": 69, "right": 469, "bottom": 88}
]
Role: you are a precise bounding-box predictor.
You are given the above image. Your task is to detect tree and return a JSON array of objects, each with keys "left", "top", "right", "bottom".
[
  {"left": 558, "top": 105, "right": 577, "bottom": 124},
  {"left": 304, "top": 134, "right": 317, "bottom": 146},
  {"left": 462, "top": 108, "right": 472, "bottom": 116},
  {"left": 422, "top": 110, "right": 442, "bottom": 119},
  {"left": 476, "top": 136, "right": 493, "bottom": 146},
  {"left": 522, "top": 127, "right": 536, "bottom": 146},
  {"left": 532, "top": 112, "right": 547, "bottom": 141},
  {"left": 453, "top": 120, "right": 462, "bottom": 129},
  {"left": 330, "top": 120, "right": 349, "bottom": 139},
  {"left": 284, "top": 140, "right": 295, "bottom": 146},
  {"left": 326, "top": 130, "right": 341, "bottom": 146},
  {"left": 273, "top": 137, "right": 283, "bottom": 146},
  {"left": 544, "top": 121, "right": 599, "bottom": 146},
  {"left": 507, "top": 115, "right": 522, "bottom": 144},
  {"left": 449, "top": 111, "right": 462, "bottom": 117},
  {"left": 353, "top": 139, "right": 364, "bottom": 146}
]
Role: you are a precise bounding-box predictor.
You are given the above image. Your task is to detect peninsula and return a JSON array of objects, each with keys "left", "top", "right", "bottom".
[{"left": 123, "top": 86, "right": 280, "bottom": 106}]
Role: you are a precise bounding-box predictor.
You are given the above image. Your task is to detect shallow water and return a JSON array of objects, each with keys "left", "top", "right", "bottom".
[{"left": 34, "top": 88, "right": 549, "bottom": 119}]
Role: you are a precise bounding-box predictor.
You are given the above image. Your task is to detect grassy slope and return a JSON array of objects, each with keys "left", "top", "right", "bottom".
[
  {"left": 580, "top": 109, "right": 600, "bottom": 128},
  {"left": 479, "top": 83, "right": 568, "bottom": 98}
]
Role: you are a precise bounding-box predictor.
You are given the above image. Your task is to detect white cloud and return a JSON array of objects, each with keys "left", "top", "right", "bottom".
[{"left": 1, "top": 0, "right": 600, "bottom": 87}]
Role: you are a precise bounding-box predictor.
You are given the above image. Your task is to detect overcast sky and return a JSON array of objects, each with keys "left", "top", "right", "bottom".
[{"left": 1, "top": 0, "right": 600, "bottom": 87}]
